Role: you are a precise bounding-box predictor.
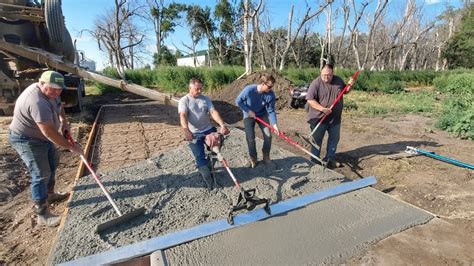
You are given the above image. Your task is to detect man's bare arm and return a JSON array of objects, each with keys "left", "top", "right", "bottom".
[
  {"left": 37, "top": 121, "right": 82, "bottom": 154},
  {"left": 179, "top": 112, "right": 193, "bottom": 141}
]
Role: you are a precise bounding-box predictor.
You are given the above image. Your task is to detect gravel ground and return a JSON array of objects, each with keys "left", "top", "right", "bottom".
[{"left": 50, "top": 129, "right": 345, "bottom": 264}]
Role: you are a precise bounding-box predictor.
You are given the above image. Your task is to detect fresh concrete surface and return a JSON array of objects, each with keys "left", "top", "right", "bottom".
[
  {"left": 49, "top": 129, "right": 432, "bottom": 264},
  {"left": 165, "top": 187, "right": 432, "bottom": 265}
]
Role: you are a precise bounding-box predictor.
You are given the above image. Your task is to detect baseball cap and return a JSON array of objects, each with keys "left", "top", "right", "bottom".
[{"left": 39, "top": 70, "right": 66, "bottom": 89}]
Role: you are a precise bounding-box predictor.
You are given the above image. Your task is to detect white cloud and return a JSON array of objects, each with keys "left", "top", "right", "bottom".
[{"left": 425, "top": 0, "right": 442, "bottom": 5}]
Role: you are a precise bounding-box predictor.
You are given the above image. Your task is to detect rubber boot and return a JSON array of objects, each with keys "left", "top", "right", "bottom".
[
  {"left": 198, "top": 166, "right": 213, "bottom": 190},
  {"left": 262, "top": 152, "right": 271, "bottom": 164},
  {"left": 35, "top": 202, "right": 61, "bottom": 227}
]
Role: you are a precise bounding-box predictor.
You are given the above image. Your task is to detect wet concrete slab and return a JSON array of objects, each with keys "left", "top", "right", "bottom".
[{"left": 165, "top": 187, "right": 432, "bottom": 265}]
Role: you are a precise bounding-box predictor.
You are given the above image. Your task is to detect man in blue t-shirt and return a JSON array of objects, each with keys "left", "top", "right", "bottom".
[
  {"left": 236, "top": 73, "right": 279, "bottom": 168},
  {"left": 179, "top": 78, "right": 229, "bottom": 189}
]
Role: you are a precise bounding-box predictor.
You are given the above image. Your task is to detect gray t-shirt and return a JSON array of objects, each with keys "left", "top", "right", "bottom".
[
  {"left": 9, "top": 83, "right": 61, "bottom": 140},
  {"left": 305, "top": 76, "right": 346, "bottom": 124},
  {"left": 178, "top": 94, "right": 214, "bottom": 134}
]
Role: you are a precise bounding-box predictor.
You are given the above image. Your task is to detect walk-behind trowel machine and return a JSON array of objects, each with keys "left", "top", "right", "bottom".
[{"left": 204, "top": 132, "right": 271, "bottom": 225}]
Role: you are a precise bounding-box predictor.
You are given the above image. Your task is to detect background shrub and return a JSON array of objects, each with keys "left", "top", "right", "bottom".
[{"left": 434, "top": 72, "right": 474, "bottom": 139}]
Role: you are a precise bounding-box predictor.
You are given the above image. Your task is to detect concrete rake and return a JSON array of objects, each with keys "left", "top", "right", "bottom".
[
  {"left": 204, "top": 133, "right": 271, "bottom": 225},
  {"left": 65, "top": 131, "right": 145, "bottom": 233}
]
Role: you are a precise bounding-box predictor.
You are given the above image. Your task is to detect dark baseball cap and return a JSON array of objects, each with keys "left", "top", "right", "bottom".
[{"left": 39, "top": 70, "right": 66, "bottom": 89}]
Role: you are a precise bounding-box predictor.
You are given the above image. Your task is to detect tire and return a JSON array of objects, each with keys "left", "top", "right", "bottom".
[
  {"left": 49, "top": 28, "right": 74, "bottom": 61},
  {"left": 290, "top": 99, "right": 299, "bottom": 109},
  {"left": 45, "top": 0, "right": 64, "bottom": 43},
  {"left": 64, "top": 76, "right": 83, "bottom": 113}
]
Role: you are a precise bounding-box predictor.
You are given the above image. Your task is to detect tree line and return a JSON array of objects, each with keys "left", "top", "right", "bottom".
[{"left": 86, "top": 0, "right": 473, "bottom": 77}]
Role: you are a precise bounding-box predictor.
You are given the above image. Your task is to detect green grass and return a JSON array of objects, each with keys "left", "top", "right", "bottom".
[
  {"left": 85, "top": 66, "right": 472, "bottom": 139},
  {"left": 85, "top": 85, "right": 121, "bottom": 96},
  {"left": 345, "top": 90, "right": 441, "bottom": 117}
]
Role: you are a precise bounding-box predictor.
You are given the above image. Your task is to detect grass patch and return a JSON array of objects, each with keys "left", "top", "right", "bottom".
[
  {"left": 85, "top": 85, "right": 121, "bottom": 96},
  {"left": 345, "top": 89, "right": 440, "bottom": 117}
]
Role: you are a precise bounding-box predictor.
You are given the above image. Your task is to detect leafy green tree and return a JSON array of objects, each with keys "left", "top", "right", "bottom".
[
  {"left": 214, "top": 0, "right": 241, "bottom": 64},
  {"left": 147, "top": 0, "right": 187, "bottom": 57},
  {"left": 443, "top": 6, "right": 474, "bottom": 68},
  {"left": 184, "top": 5, "right": 208, "bottom": 66},
  {"left": 153, "top": 46, "right": 177, "bottom": 66}
]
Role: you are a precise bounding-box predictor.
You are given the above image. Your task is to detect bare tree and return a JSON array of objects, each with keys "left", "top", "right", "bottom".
[
  {"left": 279, "top": 1, "right": 329, "bottom": 70},
  {"left": 241, "top": 0, "right": 263, "bottom": 75},
  {"left": 343, "top": 0, "right": 368, "bottom": 68},
  {"left": 335, "top": 0, "right": 350, "bottom": 65},
  {"left": 362, "top": 0, "right": 389, "bottom": 69},
  {"left": 89, "top": 0, "right": 145, "bottom": 77}
]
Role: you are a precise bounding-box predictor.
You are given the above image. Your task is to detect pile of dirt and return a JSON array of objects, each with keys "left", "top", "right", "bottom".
[{"left": 211, "top": 70, "right": 293, "bottom": 111}]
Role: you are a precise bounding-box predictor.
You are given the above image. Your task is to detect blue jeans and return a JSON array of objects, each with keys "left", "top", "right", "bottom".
[
  {"left": 309, "top": 121, "right": 341, "bottom": 161},
  {"left": 9, "top": 131, "right": 59, "bottom": 203},
  {"left": 244, "top": 115, "right": 272, "bottom": 158},
  {"left": 189, "top": 127, "right": 216, "bottom": 168}
]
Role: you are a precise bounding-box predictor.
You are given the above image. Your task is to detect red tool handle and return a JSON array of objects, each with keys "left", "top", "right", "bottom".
[
  {"left": 310, "top": 69, "right": 361, "bottom": 135},
  {"left": 254, "top": 117, "right": 324, "bottom": 165},
  {"left": 64, "top": 131, "right": 123, "bottom": 216}
]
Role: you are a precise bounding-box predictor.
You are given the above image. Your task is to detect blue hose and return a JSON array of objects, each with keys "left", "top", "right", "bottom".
[{"left": 410, "top": 147, "right": 474, "bottom": 170}]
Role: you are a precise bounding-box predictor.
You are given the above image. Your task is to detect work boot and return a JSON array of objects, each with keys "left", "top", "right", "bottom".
[
  {"left": 262, "top": 152, "right": 271, "bottom": 164},
  {"left": 326, "top": 160, "right": 341, "bottom": 169},
  {"left": 48, "top": 191, "right": 70, "bottom": 204},
  {"left": 246, "top": 156, "right": 258, "bottom": 168},
  {"left": 34, "top": 202, "right": 61, "bottom": 227},
  {"left": 198, "top": 166, "right": 213, "bottom": 190}
]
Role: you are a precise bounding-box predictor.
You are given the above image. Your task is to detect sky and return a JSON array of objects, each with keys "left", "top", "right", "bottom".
[{"left": 62, "top": 0, "right": 463, "bottom": 70}]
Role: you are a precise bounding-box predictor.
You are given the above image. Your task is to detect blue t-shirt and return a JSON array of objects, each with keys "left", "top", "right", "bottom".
[{"left": 235, "top": 84, "right": 277, "bottom": 125}]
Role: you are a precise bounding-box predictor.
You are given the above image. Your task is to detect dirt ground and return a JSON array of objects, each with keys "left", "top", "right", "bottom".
[{"left": 0, "top": 90, "right": 472, "bottom": 264}]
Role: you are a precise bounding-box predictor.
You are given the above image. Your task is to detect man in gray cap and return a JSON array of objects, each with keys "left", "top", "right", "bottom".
[{"left": 9, "top": 70, "right": 83, "bottom": 227}]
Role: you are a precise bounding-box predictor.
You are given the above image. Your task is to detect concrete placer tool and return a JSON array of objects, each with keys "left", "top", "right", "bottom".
[
  {"left": 65, "top": 131, "right": 146, "bottom": 233},
  {"left": 204, "top": 133, "right": 271, "bottom": 225}
]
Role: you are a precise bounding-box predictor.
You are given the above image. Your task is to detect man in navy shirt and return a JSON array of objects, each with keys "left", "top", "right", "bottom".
[{"left": 236, "top": 73, "right": 279, "bottom": 168}]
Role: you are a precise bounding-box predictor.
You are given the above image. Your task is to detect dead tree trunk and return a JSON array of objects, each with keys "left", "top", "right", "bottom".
[
  {"left": 279, "top": 2, "right": 329, "bottom": 70},
  {"left": 242, "top": 0, "right": 263, "bottom": 75}
]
